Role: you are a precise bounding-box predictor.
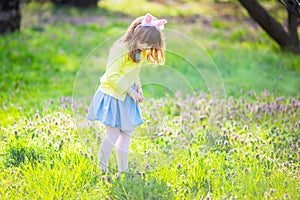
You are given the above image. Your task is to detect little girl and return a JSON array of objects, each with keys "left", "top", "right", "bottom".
[{"left": 87, "top": 13, "right": 167, "bottom": 173}]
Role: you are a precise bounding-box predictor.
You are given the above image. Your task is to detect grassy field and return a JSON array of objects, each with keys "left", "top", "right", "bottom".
[{"left": 0, "top": 1, "right": 299, "bottom": 199}]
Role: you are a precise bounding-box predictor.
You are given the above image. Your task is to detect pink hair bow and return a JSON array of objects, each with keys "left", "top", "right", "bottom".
[{"left": 141, "top": 13, "right": 167, "bottom": 31}]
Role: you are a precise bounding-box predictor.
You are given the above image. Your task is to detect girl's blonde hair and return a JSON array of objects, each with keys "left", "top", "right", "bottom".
[{"left": 112, "top": 15, "right": 165, "bottom": 64}]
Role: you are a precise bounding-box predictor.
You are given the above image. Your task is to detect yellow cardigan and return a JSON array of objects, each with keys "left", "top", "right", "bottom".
[{"left": 99, "top": 47, "right": 145, "bottom": 102}]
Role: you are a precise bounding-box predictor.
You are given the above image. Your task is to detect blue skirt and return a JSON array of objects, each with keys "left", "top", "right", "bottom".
[{"left": 86, "top": 85, "right": 144, "bottom": 132}]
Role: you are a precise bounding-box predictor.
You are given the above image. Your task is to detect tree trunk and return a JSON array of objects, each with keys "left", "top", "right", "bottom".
[
  {"left": 52, "top": 0, "right": 98, "bottom": 8},
  {"left": 287, "top": 0, "right": 300, "bottom": 53},
  {"left": 0, "top": 0, "right": 21, "bottom": 34},
  {"left": 238, "top": 0, "right": 299, "bottom": 54}
]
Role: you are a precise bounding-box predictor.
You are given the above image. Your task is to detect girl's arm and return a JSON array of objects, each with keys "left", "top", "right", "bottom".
[
  {"left": 126, "top": 87, "right": 139, "bottom": 103},
  {"left": 105, "top": 56, "right": 129, "bottom": 94},
  {"left": 136, "top": 84, "right": 144, "bottom": 102}
]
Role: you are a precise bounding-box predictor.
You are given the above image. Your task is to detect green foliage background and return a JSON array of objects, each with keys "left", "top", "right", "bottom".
[{"left": 0, "top": 1, "right": 299, "bottom": 199}]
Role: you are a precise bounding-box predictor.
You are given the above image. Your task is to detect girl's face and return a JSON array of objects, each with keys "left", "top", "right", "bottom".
[{"left": 136, "top": 40, "right": 153, "bottom": 51}]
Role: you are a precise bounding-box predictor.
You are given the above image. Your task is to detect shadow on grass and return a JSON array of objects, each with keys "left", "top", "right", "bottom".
[{"left": 102, "top": 171, "right": 175, "bottom": 199}]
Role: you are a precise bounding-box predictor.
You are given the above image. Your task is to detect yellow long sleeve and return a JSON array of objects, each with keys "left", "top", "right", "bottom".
[{"left": 99, "top": 53, "right": 141, "bottom": 101}]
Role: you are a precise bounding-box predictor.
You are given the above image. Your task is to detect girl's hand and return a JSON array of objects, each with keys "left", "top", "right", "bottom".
[
  {"left": 127, "top": 87, "right": 139, "bottom": 104},
  {"left": 137, "top": 85, "right": 144, "bottom": 103}
]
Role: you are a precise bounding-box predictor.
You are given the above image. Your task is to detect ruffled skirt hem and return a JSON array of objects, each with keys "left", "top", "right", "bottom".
[{"left": 86, "top": 85, "right": 143, "bottom": 132}]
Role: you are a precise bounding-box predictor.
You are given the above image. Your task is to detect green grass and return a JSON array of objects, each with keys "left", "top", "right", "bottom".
[
  {"left": 0, "top": 1, "right": 299, "bottom": 199},
  {"left": 1, "top": 2, "right": 299, "bottom": 109},
  {"left": 1, "top": 93, "right": 299, "bottom": 199}
]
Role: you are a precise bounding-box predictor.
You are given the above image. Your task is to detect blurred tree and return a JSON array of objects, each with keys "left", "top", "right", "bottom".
[
  {"left": 238, "top": 0, "right": 300, "bottom": 54},
  {"left": 0, "top": 0, "right": 21, "bottom": 34},
  {"left": 52, "top": 0, "right": 98, "bottom": 8}
]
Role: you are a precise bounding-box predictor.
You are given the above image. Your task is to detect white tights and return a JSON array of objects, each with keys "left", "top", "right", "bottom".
[{"left": 99, "top": 126, "right": 131, "bottom": 173}]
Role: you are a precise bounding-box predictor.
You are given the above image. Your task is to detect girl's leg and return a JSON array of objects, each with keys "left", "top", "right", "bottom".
[
  {"left": 115, "top": 131, "right": 131, "bottom": 173},
  {"left": 99, "top": 126, "right": 120, "bottom": 171}
]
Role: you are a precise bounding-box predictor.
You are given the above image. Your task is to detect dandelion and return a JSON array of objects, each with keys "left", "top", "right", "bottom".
[
  {"left": 248, "top": 90, "right": 255, "bottom": 96},
  {"left": 101, "top": 175, "right": 111, "bottom": 183},
  {"left": 264, "top": 192, "right": 270, "bottom": 198},
  {"left": 97, "top": 135, "right": 101, "bottom": 141},
  {"left": 243, "top": 152, "right": 249, "bottom": 157},
  {"left": 283, "top": 193, "right": 289, "bottom": 199},
  {"left": 205, "top": 192, "right": 212, "bottom": 200},
  {"left": 199, "top": 115, "right": 206, "bottom": 121},
  {"left": 244, "top": 125, "right": 249, "bottom": 130},
  {"left": 136, "top": 170, "right": 141, "bottom": 175},
  {"left": 35, "top": 113, "right": 39, "bottom": 119},
  {"left": 146, "top": 150, "right": 151, "bottom": 156},
  {"left": 232, "top": 133, "right": 238, "bottom": 140},
  {"left": 150, "top": 136, "right": 155, "bottom": 141},
  {"left": 269, "top": 188, "right": 275, "bottom": 193},
  {"left": 177, "top": 163, "right": 182, "bottom": 169}
]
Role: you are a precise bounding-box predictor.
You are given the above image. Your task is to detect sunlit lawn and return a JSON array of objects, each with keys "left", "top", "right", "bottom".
[{"left": 0, "top": 1, "right": 299, "bottom": 199}]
